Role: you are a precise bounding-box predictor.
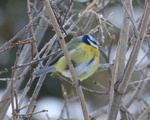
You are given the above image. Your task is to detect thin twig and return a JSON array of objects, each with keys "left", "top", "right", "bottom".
[
  {"left": 0, "top": 96, "right": 12, "bottom": 104},
  {"left": 11, "top": 45, "right": 23, "bottom": 120},
  {"left": 57, "top": 72, "right": 108, "bottom": 95},
  {"left": 125, "top": 63, "right": 150, "bottom": 108},
  {"left": 129, "top": 77, "right": 150, "bottom": 85},
  {"left": 0, "top": 68, "right": 8, "bottom": 75},
  {"left": 12, "top": 50, "right": 61, "bottom": 69},
  {"left": 0, "top": 77, "right": 20, "bottom": 81},
  {"left": 138, "top": 106, "right": 150, "bottom": 120},
  {"left": 60, "top": 85, "right": 70, "bottom": 119},
  {"left": 17, "top": 109, "right": 48, "bottom": 117}
]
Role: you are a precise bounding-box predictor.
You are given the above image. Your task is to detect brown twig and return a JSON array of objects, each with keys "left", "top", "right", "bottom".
[
  {"left": 0, "top": 77, "right": 20, "bottom": 81},
  {"left": 12, "top": 50, "right": 61, "bottom": 69},
  {"left": 0, "top": 68, "right": 8, "bottom": 75},
  {"left": 56, "top": 72, "right": 108, "bottom": 95},
  {"left": 17, "top": 109, "right": 48, "bottom": 117}
]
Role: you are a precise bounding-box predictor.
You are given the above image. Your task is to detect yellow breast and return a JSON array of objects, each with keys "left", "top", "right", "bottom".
[
  {"left": 55, "top": 43, "right": 100, "bottom": 81},
  {"left": 76, "top": 43, "right": 100, "bottom": 60},
  {"left": 76, "top": 43, "right": 100, "bottom": 80}
]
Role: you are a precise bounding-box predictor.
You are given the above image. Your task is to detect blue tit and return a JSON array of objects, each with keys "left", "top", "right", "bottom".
[{"left": 33, "top": 34, "right": 100, "bottom": 81}]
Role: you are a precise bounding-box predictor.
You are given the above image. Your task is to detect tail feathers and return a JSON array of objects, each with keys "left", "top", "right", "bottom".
[{"left": 33, "top": 66, "right": 54, "bottom": 76}]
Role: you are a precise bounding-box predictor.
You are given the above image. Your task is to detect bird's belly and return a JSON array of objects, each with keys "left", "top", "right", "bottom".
[{"left": 62, "top": 56, "right": 99, "bottom": 81}]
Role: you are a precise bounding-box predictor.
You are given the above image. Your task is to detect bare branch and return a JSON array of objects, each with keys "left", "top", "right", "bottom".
[
  {"left": 41, "top": 0, "right": 90, "bottom": 119},
  {"left": 107, "top": 0, "right": 131, "bottom": 119}
]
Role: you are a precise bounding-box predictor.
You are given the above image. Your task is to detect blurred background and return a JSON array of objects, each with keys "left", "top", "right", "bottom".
[{"left": 0, "top": 0, "right": 148, "bottom": 120}]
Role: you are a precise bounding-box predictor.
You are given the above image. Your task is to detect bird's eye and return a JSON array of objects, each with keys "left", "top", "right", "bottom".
[
  {"left": 90, "top": 40, "right": 98, "bottom": 45},
  {"left": 91, "top": 40, "right": 97, "bottom": 44}
]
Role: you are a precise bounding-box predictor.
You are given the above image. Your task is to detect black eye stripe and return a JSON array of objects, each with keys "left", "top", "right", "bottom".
[
  {"left": 91, "top": 40, "right": 97, "bottom": 45},
  {"left": 87, "top": 38, "right": 98, "bottom": 45}
]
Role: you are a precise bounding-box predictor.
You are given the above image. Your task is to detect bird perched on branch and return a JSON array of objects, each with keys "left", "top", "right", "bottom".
[{"left": 33, "top": 34, "right": 100, "bottom": 81}]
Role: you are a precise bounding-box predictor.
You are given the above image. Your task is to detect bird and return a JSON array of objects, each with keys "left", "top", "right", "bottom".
[{"left": 33, "top": 34, "right": 100, "bottom": 81}]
